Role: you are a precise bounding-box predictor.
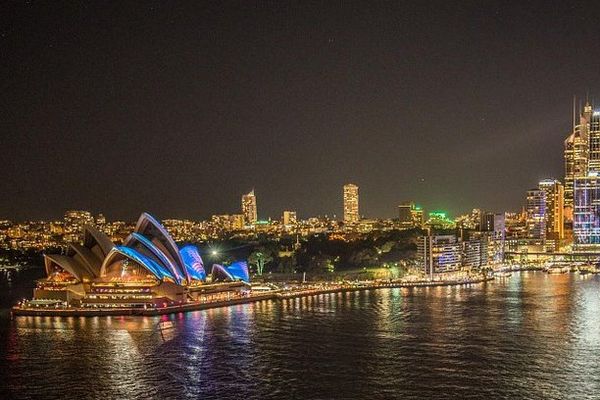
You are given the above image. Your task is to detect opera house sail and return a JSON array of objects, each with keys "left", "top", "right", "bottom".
[{"left": 31, "top": 213, "right": 250, "bottom": 311}]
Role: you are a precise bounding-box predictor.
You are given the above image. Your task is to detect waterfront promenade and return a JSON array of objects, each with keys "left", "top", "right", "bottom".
[{"left": 12, "top": 275, "right": 493, "bottom": 317}]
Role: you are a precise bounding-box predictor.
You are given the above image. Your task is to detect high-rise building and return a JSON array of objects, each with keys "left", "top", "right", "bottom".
[
  {"left": 573, "top": 173, "right": 600, "bottom": 248},
  {"left": 343, "top": 184, "right": 359, "bottom": 224},
  {"left": 282, "top": 211, "right": 297, "bottom": 226},
  {"left": 411, "top": 205, "right": 424, "bottom": 228},
  {"left": 526, "top": 189, "right": 546, "bottom": 240},
  {"left": 565, "top": 101, "right": 594, "bottom": 220},
  {"left": 398, "top": 202, "right": 413, "bottom": 227},
  {"left": 241, "top": 190, "right": 257, "bottom": 226},
  {"left": 564, "top": 99, "right": 600, "bottom": 249},
  {"left": 480, "top": 212, "right": 495, "bottom": 232},
  {"left": 399, "top": 202, "right": 422, "bottom": 229},
  {"left": 538, "top": 179, "right": 564, "bottom": 240},
  {"left": 417, "top": 234, "right": 462, "bottom": 275}
]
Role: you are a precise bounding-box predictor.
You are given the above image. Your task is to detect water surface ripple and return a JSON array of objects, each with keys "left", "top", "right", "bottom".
[{"left": 2, "top": 271, "right": 600, "bottom": 399}]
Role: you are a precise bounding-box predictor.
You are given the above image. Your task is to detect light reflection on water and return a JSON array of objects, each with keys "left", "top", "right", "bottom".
[{"left": 2, "top": 272, "right": 600, "bottom": 399}]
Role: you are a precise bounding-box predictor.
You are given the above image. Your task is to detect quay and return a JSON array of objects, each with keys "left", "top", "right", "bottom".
[{"left": 12, "top": 276, "right": 493, "bottom": 317}]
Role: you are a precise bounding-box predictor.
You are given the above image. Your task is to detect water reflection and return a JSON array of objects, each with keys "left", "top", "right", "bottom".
[{"left": 3, "top": 272, "right": 600, "bottom": 399}]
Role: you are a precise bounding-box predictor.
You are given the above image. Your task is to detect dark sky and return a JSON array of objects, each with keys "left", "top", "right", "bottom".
[{"left": 2, "top": 1, "right": 600, "bottom": 222}]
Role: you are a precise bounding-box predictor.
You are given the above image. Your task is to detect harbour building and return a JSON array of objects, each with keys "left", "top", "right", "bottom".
[
  {"left": 34, "top": 213, "right": 250, "bottom": 309},
  {"left": 417, "top": 235, "right": 462, "bottom": 275},
  {"left": 526, "top": 188, "right": 546, "bottom": 240}
]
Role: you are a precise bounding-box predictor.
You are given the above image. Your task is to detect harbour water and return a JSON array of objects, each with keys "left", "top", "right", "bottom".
[{"left": 1, "top": 269, "right": 600, "bottom": 399}]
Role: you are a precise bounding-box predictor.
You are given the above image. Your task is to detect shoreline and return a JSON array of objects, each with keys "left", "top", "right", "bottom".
[{"left": 12, "top": 276, "right": 493, "bottom": 318}]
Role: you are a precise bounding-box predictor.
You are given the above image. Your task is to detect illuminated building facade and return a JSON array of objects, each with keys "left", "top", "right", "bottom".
[
  {"left": 425, "top": 211, "right": 455, "bottom": 230},
  {"left": 398, "top": 202, "right": 413, "bottom": 227},
  {"left": 538, "top": 179, "right": 564, "bottom": 240},
  {"left": 282, "top": 210, "right": 297, "bottom": 227},
  {"left": 417, "top": 235, "right": 462, "bottom": 274},
  {"left": 211, "top": 261, "right": 250, "bottom": 283},
  {"left": 34, "top": 213, "right": 250, "bottom": 309},
  {"left": 242, "top": 190, "right": 258, "bottom": 226},
  {"left": 573, "top": 174, "right": 600, "bottom": 248},
  {"left": 63, "top": 210, "right": 94, "bottom": 243},
  {"left": 343, "top": 184, "right": 359, "bottom": 224},
  {"left": 398, "top": 202, "right": 423, "bottom": 229},
  {"left": 564, "top": 100, "right": 600, "bottom": 250},
  {"left": 461, "top": 238, "right": 483, "bottom": 269},
  {"left": 411, "top": 205, "right": 424, "bottom": 228},
  {"left": 526, "top": 188, "right": 546, "bottom": 240}
]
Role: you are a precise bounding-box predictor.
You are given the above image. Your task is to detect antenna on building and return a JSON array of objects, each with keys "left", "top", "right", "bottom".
[{"left": 573, "top": 95, "right": 576, "bottom": 131}]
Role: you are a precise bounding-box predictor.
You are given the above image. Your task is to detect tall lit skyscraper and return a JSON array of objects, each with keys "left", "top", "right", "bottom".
[
  {"left": 343, "top": 184, "right": 359, "bottom": 223},
  {"left": 241, "top": 190, "right": 257, "bottom": 226},
  {"left": 565, "top": 101, "right": 593, "bottom": 219},
  {"left": 565, "top": 99, "right": 600, "bottom": 249},
  {"left": 538, "top": 179, "right": 564, "bottom": 240},
  {"left": 573, "top": 174, "right": 600, "bottom": 248},
  {"left": 526, "top": 188, "right": 546, "bottom": 240}
]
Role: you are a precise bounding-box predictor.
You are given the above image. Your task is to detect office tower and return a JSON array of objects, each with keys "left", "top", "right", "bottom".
[
  {"left": 411, "top": 205, "right": 424, "bottom": 228},
  {"left": 573, "top": 174, "right": 600, "bottom": 247},
  {"left": 343, "top": 184, "right": 359, "bottom": 223},
  {"left": 399, "top": 202, "right": 424, "bottom": 229},
  {"left": 241, "top": 190, "right": 258, "bottom": 226},
  {"left": 398, "top": 202, "right": 424, "bottom": 229},
  {"left": 283, "top": 211, "right": 297, "bottom": 226},
  {"left": 565, "top": 101, "right": 593, "bottom": 218},
  {"left": 398, "top": 202, "right": 413, "bottom": 227},
  {"left": 480, "top": 212, "right": 495, "bottom": 231},
  {"left": 565, "top": 99, "right": 600, "bottom": 249},
  {"left": 538, "top": 179, "right": 564, "bottom": 240},
  {"left": 526, "top": 189, "right": 546, "bottom": 240}
]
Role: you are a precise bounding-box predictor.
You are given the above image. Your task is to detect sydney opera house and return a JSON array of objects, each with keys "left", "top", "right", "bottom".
[{"left": 33, "top": 213, "right": 250, "bottom": 309}]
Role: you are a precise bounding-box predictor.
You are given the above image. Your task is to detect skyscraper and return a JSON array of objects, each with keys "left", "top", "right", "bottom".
[
  {"left": 526, "top": 188, "right": 546, "bottom": 240},
  {"left": 538, "top": 179, "right": 564, "bottom": 240},
  {"left": 398, "top": 202, "right": 413, "bottom": 228},
  {"left": 573, "top": 174, "right": 600, "bottom": 247},
  {"left": 565, "top": 100, "right": 600, "bottom": 249},
  {"left": 343, "top": 184, "right": 359, "bottom": 223},
  {"left": 241, "top": 190, "right": 257, "bottom": 226},
  {"left": 565, "top": 101, "right": 593, "bottom": 220}
]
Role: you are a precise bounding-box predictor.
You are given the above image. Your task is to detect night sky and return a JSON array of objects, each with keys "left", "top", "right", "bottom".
[{"left": 2, "top": 1, "right": 600, "bottom": 221}]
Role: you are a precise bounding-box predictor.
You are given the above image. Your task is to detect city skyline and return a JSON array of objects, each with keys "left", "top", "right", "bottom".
[
  {"left": 4, "top": 2, "right": 600, "bottom": 221},
  {"left": 6, "top": 4, "right": 600, "bottom": 400}
]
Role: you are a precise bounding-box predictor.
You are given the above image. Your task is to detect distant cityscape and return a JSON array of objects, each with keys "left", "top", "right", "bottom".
[{"left": 3, "top": 99, "right": 600, "bottom": 276}]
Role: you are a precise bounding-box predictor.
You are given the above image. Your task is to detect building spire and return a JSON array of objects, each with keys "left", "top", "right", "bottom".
[{"left": 573, "top": 95, "right": 577, "bottom": 131}]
